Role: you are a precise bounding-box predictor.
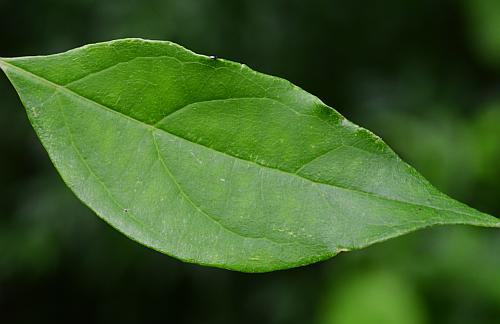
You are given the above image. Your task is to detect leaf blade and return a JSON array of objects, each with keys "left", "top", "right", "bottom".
[{"left": 1, "top": 39, "right": 498, "bottom": 272}]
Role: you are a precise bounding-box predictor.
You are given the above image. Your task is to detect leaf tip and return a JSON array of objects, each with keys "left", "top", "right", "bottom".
[{"left": 0, "top": 57, "right": 10, "bottom": 74}]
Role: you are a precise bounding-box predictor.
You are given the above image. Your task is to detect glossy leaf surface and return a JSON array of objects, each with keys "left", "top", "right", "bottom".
[{"left": 0, "top": 39, "right": 498, "bottom": 272}]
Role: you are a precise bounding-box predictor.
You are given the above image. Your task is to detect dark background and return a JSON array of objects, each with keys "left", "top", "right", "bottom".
[{"left": 0, "top": 0, "right": 499, "bottom": 323}]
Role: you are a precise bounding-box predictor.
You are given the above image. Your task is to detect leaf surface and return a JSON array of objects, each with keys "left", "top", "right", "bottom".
[{"left": 0, "top": 39, "right": 498, "bottom": 272}]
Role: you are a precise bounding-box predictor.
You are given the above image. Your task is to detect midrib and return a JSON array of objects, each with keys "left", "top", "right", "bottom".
[{"left": 2, "top": 59, "right": 493, "bottom": 225}]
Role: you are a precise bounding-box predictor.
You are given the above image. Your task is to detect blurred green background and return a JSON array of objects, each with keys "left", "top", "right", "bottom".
[{"left": 0, "top": 0, "right": 499, "bottom": 323}]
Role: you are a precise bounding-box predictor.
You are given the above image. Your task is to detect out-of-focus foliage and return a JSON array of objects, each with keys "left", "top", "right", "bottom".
[
  {"left": 0, "top": 0, "right": 498, "bottom": 323},
  {"left": 318, "top": 271, "right": 427, "bottom": 324},
  {"left": 463, "top": 0, "right": 500, "bottom": 68}
]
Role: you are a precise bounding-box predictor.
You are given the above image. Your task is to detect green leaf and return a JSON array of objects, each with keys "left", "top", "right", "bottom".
[{"left": 0, "top": 39, "right": 497, "bottom": 272}]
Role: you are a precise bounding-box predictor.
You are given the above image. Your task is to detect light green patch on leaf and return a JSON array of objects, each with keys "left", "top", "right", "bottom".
[{"left": 0, "top": 39, "right": 498, "bottom": 272}]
